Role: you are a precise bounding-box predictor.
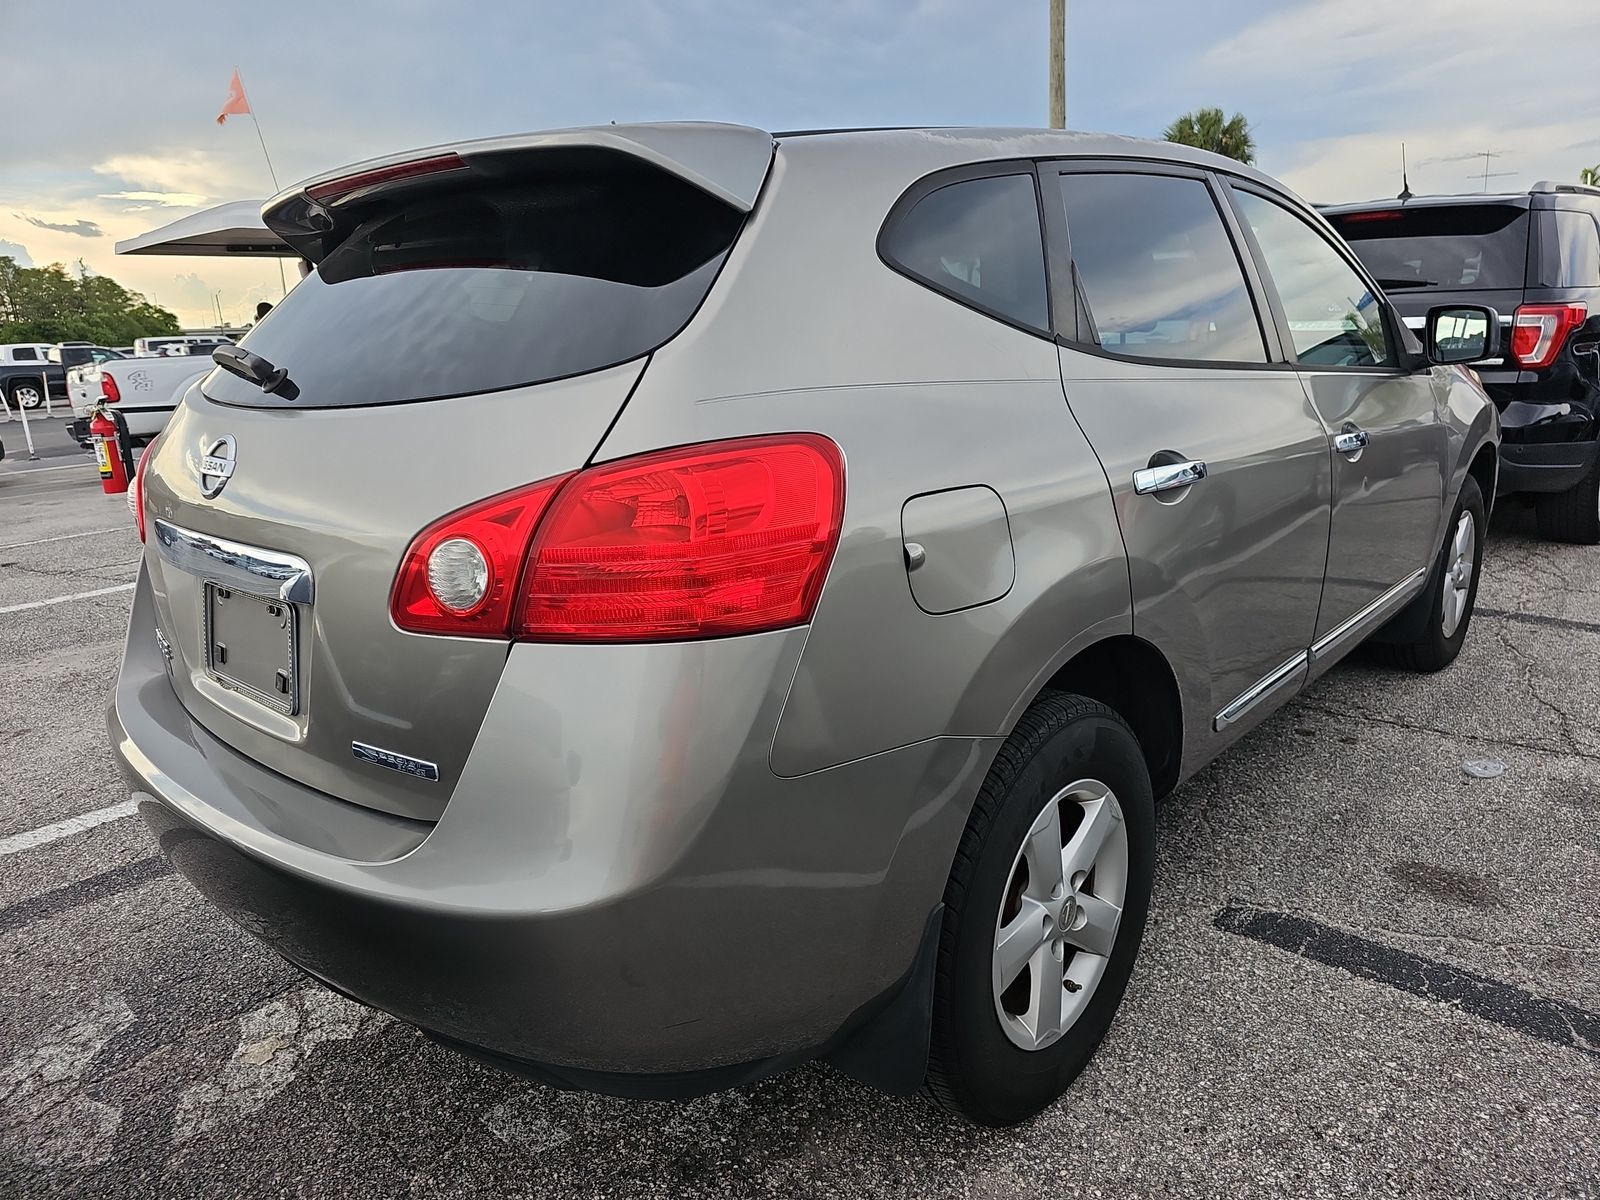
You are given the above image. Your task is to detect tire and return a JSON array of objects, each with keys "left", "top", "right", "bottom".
[
  {"left": 1369, "top": 475, "right": 1485, "bottom": 673},
  {"left": 9, "top": 381, "right": 44, "bottom": 411},
  {"left": 1533, "top": 454, "right": 1600, "bottom": 545},
  {"left": 926, "top": 691, "right": 1154, "bottom": 1127}
]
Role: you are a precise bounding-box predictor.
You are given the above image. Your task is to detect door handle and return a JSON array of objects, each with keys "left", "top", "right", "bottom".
[
  {"left": 1334, "top": 429, "right": 1370, "bottom": 455},
  {"left": 1133, "top": 459, "right": 1207, "bottom": 495}
]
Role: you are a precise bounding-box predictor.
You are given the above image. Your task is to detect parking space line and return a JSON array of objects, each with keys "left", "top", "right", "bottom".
[
  {"left": 0, "top": 581, "right": 136, "bottom": 614},
  {"left": 0, "top": 853, "right": 171, "bottom": 934},
  {"left": 0, "top": 460, "right": 98, "bottom": 475},
  {"left": 0, "top": 798, "right": 139, "bottom": 858},
  {"left": 0, "top": 527, "right": 127, "bottom": 551},
  {"left": 1215, "top": 905, "right": 1600, "bottom": 1060}
]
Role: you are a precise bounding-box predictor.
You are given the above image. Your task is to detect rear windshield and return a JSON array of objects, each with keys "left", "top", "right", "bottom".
[
  {"left": 1327, "top": 204, "right": 1530, "bottom": 292},
  {"left": 203, "top": 157, "right": 746, "bottom": 409}
]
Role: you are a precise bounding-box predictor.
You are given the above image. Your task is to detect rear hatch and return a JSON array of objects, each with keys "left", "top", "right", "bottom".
[
  {"left": 1327, "top": 201, "right": 1530, "bottom": 363},
  {"left": 138, "top": 124, "right": 771, "bottom": 822}
]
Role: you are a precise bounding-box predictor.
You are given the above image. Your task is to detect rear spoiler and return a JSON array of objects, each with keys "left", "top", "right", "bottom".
[
  {"left": 261, "top": 121, "right": 774, "bottom": 265},
  {"left": 114, "top": 199, "right": 294, "bottom": 257}
]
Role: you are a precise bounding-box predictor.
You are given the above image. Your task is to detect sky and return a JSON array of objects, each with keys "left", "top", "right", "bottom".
[{"left": 4, "top": 0, "right": 1599, "bottom": 330}]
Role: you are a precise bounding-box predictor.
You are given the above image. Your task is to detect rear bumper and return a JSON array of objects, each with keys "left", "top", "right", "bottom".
[
  {"left": 1498, "top": 437, "right": 1600, "bottom": 494},
  {"left": 110, "top": 567, "right": 987, "bottom": 1086}
]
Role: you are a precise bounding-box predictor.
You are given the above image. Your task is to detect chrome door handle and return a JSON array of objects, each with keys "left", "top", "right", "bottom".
[
  {"left": 1132, "top": 460, "right": 1207, "bottom": 495},
  {"left": 1334, "top": 429, "right": 1370, "bottom": 454}
]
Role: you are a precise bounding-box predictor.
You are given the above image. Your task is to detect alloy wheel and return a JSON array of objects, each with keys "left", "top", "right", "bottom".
[
  {"left": 1441, "top": 509, "right": 1476, "bottom": 639},
  {"left": 992, "top": 778, "right": 1128, "bottom": 1051},
  {"left": 12, "top": 384, "right": 43, "bottom": 410}
]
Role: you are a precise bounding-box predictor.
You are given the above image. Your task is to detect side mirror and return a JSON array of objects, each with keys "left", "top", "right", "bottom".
[{"left": 1425, "top": 304, "right": 1500, "bottom": 365}]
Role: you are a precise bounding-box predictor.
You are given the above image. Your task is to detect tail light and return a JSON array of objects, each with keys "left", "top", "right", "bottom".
[
  {"left": 391, "top": 435, "right": 845, "bottom": 642},
  {"left": 306, "top": 153, "right": 467, "bottom": 203},
  {"left": 131, "top": 435, "right": 158, "bottom": 542},
  {"left": 1510, "top": 303, "right": 1587, "bottom": 369},
  {"left": 101, "top": 373, "right": 121, "bottom": 403}
]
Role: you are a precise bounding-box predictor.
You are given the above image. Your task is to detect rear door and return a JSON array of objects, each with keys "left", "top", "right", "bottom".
[
  {"left": 1045, "top": 162, "right": 1332, "bottom": 753},
  {"left": 1230, "top": 184, "right": 1447, "bottom": 663},
  {"left": 139, "top": 132, "right": 767, "bottom": 821}
]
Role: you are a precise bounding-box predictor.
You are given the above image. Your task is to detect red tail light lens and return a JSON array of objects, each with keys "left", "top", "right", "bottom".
[
  {"left": 131, "top": 435, "right": 158, "bottom": 542},
  {"left": 518, "top": 435, "right": 845, "bottom": 642},
  {"left": 389, "top": 435, "right": 845, "bottom": 642},
  {"left": 1511, "top": 303, "right": 1587, "bottom": 368},
  {"left": 306, "top": 153, "right": 467, "bottom": 203},
  {"left": 391, "top": 475, "right": 572, "bottom": 636},
  {"left": 101, "top": 373, "right": 121, "bottom": 403}
]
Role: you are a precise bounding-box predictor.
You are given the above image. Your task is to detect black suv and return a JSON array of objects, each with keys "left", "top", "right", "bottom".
[{"left": 1324, "top": 183, "right": 1600, "bottom": 542}]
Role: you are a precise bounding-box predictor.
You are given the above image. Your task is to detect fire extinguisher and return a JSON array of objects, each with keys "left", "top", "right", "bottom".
[{"left": 90, "top": 406, "right": 134, "bottom": 495}]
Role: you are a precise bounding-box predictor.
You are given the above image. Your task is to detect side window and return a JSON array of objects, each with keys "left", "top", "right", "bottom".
[
  {"left": 882, "top": 173, "right": 1050, "bottom": 333},
  {"left": 1234, "top": 190, "right": 1393, "bottom": 368},
  {"left": 1536, "top": 211, "right": 1600, "bottom": 287},
  {"left": 13, "top": 347, "right": 37, "bottom": 361},
  {"left": 1056, "top": 171, "right": 1267, "bottom": 363}
]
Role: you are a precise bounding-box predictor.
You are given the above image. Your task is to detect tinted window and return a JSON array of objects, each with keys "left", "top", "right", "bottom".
[
  {"left": 1536, "top": 210, "right": 1600, "bottom": 287},
  {"left": 1327, "top": 203, "right": 1530, "bottom": 292},
  {"left": 882, "top": 174, "right": 1049, "bottom": 332},
  {"left": 204, "top": 159, "right": 745, "bottom": 409},
  {"left": 1057, "top": 172, "right": 1266, "bottom": 363},
  {"left": 1236, "top": 191, "right": 1392, "bottom": 368},
  {"left": 12, "top": 347, "right": 37, "bottom": 361}
]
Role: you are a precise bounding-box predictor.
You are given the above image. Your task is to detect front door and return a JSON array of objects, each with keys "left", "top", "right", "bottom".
[
  {"left": 1046, "top": 164, "right": 1333, "bottom": 764},
  {"left": 1227, "top": 186, "right": 1447, "bottom": 665}
]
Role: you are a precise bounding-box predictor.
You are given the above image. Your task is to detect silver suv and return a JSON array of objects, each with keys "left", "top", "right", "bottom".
[{"left": 111, "top": 124, "right": 1500, "bottom": 1126}]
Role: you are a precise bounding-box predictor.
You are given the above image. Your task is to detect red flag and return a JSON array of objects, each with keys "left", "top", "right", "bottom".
[{"left": 216, "top": 70, "right": 250, "bottom": 125}]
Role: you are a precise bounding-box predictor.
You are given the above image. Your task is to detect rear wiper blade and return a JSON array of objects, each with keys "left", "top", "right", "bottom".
[
  {"left": 211, "top": 345, "right": 299, "bottom": 400},
  {"left": 1374, "top": 277, "right": 1441, "bottom": 289}
]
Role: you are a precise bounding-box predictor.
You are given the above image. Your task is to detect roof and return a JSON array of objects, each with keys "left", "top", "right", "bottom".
[
  {"left": 115, "top": 199, "right": 294, "bottom": 257},
  {"left": 1321, "top": 181, "right": 1600, "bottom": 216}
]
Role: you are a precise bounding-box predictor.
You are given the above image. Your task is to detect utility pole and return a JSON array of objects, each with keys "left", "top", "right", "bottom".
[{"left": 1049, "top": 0, "right": 1065, "bottom": 129}]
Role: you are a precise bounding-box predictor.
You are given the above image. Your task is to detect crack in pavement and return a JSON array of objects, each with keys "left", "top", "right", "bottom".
[{"left": 1295, "top": 700, "right": 1600, "bottom": 764}]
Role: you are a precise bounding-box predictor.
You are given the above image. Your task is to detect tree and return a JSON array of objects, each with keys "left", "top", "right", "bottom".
[
  {"left": 1164, "top": 107, "right": 1256, "bottom": 164},
  {"left": 1581, "top": 165, "right": 1600, "bottom": 186},
  {"left": 0, "top": 257, "right": 180, "bottom": 346}
]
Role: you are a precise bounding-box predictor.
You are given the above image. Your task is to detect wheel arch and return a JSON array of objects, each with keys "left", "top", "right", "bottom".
[{"left": 1018, "top": 634, "right": 1185, "bottom": 799}]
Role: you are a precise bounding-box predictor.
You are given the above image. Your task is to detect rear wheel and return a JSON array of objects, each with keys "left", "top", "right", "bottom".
[
  {"left": 1369, "top": 475, "right": 1485, "bottom": 673},
  {"left": 1533, "top": 455, "right": 1600, "bottom": 544},
  {"left": 926, "top": 692, "right": 1154, "bottom": 1127},
  {"left": 9, "top": 381, "right": 44, "bottom": 411}
]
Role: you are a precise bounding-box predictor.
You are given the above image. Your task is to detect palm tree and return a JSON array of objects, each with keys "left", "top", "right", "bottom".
[
  {"left": 1164, "top": 107, "right": 1256, "bottom": 164},
  {"left": 1581, "top": 164, "right": 1600, "bottom": 186}
]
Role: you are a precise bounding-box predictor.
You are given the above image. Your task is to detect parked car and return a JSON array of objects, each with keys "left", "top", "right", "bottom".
[
  {"left": 0, "top": 343, "right": 70, "bottom": 411},
  {"left": 133, "top": 335, "right": 235, "bottom": 358},
  {"left": 1324, "top": 182, "right": 1600, "bottom": 542},
  {"left": 111, "top": 123, "right": 1499, "bottom": 1127},
  {"left": 65, "top": 355, "right": 213, "bottom": 448}
]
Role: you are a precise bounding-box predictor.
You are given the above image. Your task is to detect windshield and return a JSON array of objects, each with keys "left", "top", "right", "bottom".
[
  {"left": 202, "top": 160, "right": 746, "bottom": 409},
  {"left": 1327, "top": 204, "right": 1530, "bottom": 292}
]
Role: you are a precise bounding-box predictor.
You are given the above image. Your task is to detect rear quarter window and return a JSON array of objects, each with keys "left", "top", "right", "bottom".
[
  {"left": 1535, "top": 210, "right": 1600, "bottom": 287},
  {"left": 879, "top": 172, "right": 1050, "bottom": 334}
]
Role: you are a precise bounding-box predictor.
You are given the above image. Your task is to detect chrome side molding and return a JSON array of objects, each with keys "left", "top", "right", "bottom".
[
  {"left": 1310, "top": 568, "right": 1427, "bottom": 664},
  {"left": 152, "top": 518, "right": 315, "bottom": 605},
  {"left": 1214, "top": 651, "right": 1307, "bottom": 732}
]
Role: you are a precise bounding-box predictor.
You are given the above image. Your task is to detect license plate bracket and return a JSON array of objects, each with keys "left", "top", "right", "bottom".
[{"left": 204, "top": 583, "right": 299, "bottom": 715}]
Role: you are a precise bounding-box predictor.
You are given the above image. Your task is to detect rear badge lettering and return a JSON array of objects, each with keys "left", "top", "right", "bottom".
[{"left": 351, "top": 741, "right": 439, "bottom": 782}]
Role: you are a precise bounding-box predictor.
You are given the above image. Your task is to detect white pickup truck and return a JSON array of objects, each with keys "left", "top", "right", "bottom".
[
  {"left": 65, "top": 353, "right": 216, "bottom": 446},
  {"left": 66, "top": 200, "right": 294, "bottom": 447}
]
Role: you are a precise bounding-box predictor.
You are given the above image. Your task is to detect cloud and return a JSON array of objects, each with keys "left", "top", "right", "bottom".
[
  {"left": 17, "top": 214, "right": 103, "bottom": 237},
  {"left": 0, "top": 239, "right": 33, "bottom": 267},
  {"left": 98, "top": 190, "right": 209, "bottom": 208},
  {"left": 93, "top": 153, "right": 240, "bottom": 200}
]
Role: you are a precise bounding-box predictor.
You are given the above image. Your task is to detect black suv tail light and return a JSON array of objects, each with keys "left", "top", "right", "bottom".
[{"left": 1510, "top": 303, "right": 1587, "bottom": 368}]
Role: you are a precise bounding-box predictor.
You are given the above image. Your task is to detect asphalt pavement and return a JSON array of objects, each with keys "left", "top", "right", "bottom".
[{"left": 2, "top": 441, "right": 1596, "bottom": 1199}]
